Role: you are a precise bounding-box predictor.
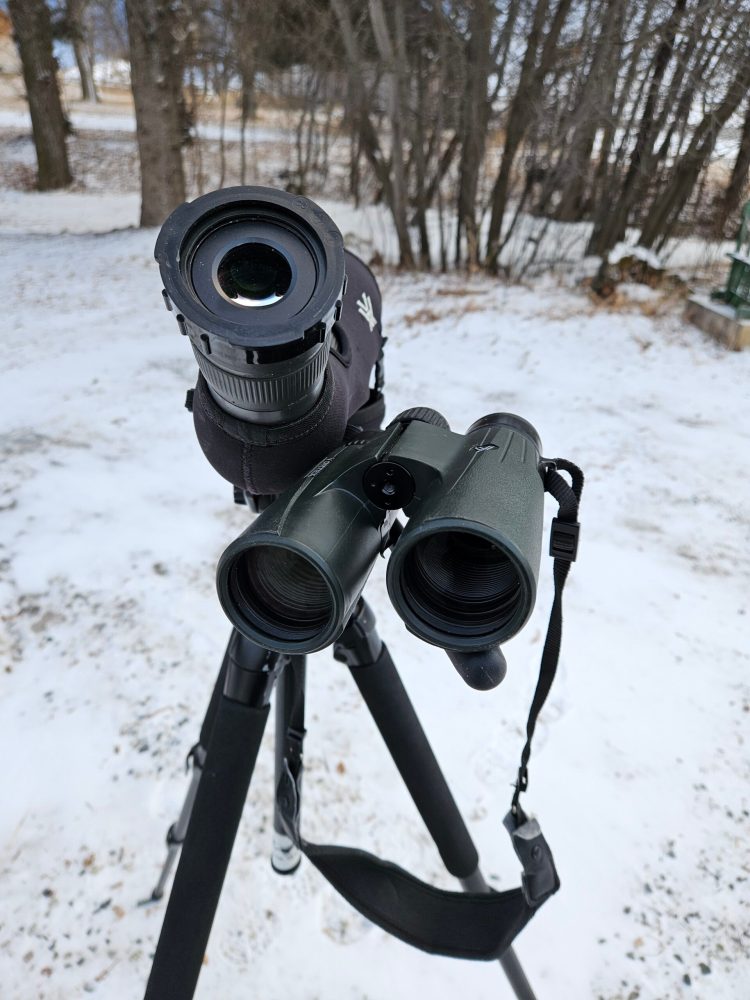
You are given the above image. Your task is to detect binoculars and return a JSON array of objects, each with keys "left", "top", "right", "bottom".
[{"left": 217, "top": 408, "right": 546, "bottom": 689}]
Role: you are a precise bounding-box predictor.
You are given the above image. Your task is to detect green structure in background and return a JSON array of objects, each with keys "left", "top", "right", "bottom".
[{"left": 712, "top": 201, "right": 750, "bottom": 319}]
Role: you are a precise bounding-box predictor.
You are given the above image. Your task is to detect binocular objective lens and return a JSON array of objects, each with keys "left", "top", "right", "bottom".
[
  {"left": 216, "top": 243, "right": 293, "bottom": 308},
  {"left": 402, "top": 531, "right": 521, "bottom": 637},
  {"left": 230, "top": 545, "right": 333, "bottom": 642}
]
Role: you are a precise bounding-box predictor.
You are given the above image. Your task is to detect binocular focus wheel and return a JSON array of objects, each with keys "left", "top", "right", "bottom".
[{"left": 388, "top": 407, "right": 450, "bottom": 430}]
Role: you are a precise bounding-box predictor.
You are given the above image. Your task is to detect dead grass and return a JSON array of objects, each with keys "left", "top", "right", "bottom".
[{"left": 587, "top": 286, "right": 689, "bottom": 318}]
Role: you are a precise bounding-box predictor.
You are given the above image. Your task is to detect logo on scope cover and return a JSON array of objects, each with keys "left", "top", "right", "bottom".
[{"left": 356, "top": 293, "right": 377, "bottom": 331}]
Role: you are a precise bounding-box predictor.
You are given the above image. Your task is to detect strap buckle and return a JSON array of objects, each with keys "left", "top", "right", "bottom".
[
  {"left": 549, "top": 517, "right": 579, "bottom": 561},
  {"left": 503, "top": 811, "right": 560, "bottom": 907}
]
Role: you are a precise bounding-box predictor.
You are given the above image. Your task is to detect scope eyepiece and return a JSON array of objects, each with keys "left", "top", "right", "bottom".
[{"left": 156, "top": 186, "right": 345, "bottom": 425}]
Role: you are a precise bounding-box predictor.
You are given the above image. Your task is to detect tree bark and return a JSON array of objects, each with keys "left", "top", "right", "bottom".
[
  {"left": 456, "top": 0, "right": 492, "bottom": 268},
  {"left": 7, "top": 0, "right": 72, "bottom": 190},
  {"left": 368, "top": 0, "right": 416, "bottom": 269},
  {"left": 67, "top": 0, "right": 99, "bottom": 102},
  {"left": 124, "top": 0, "right": 187, "bottom": 227}
]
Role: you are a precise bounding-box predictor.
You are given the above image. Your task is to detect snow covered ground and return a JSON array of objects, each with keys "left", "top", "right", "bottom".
[
  {"left": 1, "top": 187, "right": 749, "bottom": 1000},
  {"left": 0, "top": 106, "right": 286, "bottom": 144}
]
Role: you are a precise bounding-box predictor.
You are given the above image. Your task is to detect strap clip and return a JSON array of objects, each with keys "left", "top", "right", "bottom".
[
  {"left": 549, "top": 517, "right": 579, "bottom": 561},
  {"left": 515, "top": 765, "right": 528, "bottom": 794},
  {"left": 503, "top": 811, "right": 560, "bottom": 907}
]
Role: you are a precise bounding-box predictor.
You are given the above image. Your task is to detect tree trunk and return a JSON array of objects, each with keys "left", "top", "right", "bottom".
[
  {"left": 124, "top": 0, "right": 187, "bottom": 227},
  {"left": 589, "top": 0, "right": 653, "bottom": 217},
  {"left": 7, "top": 0, "right": 72, "bottom": 191},
  {"left": 587, "top": 0, "right": 686, "bottom": 256},
  {"left": 552, "top": 0, "right": 626, "bottom": 221},
  {"left": 330, "top": 0, "right": 416, "bottom": 268},
  {"left": 73, "top": 37, "right": 98, "bottom": 102},
  {"left": 368, "top": 0, "right": 416, "bottom": 269},
  {"left": 456, "top": 0, "right": 492, "bottom": 268},
  {"left": 67, "top": 0, "right": 99, "bottom": 102},
  {"left": 485, "top": 0, "right": 573, "bottom": 271}
]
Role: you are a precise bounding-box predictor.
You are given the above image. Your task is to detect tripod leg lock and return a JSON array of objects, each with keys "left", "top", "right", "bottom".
[
  {"left": 503, "top": 811, "right": 560, "bottom": 907},
  {"left": 165, "top": 823, "right": 182, "bottom": 848},
  {"left": 185, "top": 742, "right": 206, "bottom": 773},
  {"left": 333, "top": 600, "right": 382, "bottom": 666}
]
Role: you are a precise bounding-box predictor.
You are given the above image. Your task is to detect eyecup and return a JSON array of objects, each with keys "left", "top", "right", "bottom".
[{"left": 467, "top": 413, "right": 542, "bottom": 454}]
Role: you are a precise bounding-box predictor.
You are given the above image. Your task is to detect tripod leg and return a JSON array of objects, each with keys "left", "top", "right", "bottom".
[
  {"left": 144, "top": 631, "right": 282, "bottom": 1000},
  {"left": 141, "top": 656, "right": 229, "bottom": 904},
  {"left": 272, "top": 655, "right": 306, "bottom": 874},
  {"left": 334, "top": 602, "right": 537, "bottom": 1000},
  {"left": 142, "top": 744, "right": 206, "bottom": 904}
]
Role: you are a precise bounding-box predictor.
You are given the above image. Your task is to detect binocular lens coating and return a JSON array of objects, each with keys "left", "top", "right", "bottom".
[
  {"left": 401, "top": 531, "right": 521, "bottom": 637},
  {"left": 228, "top": 545, "right": 333, "bottom": 642},
  {"left": 216, "top": 243, "right": 293, "bottom": 308}
]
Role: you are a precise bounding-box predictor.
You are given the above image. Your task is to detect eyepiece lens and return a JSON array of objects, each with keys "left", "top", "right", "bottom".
[
  {"left": 216, "top": 243, "right": 293, "bottom": 308},
  {"left": 229, "top": 545, "right": 333, "bottom": 642},
  {"left": 401, "top": 531, "right": 521, "bottom": 638}
]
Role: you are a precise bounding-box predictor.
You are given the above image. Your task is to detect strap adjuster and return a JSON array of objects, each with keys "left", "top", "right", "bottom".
[{"left": 549, "top": 517, "right": 579, "bottom": 561}]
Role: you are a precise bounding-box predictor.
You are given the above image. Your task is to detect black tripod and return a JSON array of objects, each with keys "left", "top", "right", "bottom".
[{"left": 143, "top": 599, "right": 538, "bottom": 1000}]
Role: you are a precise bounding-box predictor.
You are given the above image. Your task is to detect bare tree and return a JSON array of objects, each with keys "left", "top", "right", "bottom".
[
  {"left": 484, "top": 0, "right": 575, "bottom": 271},
  {"left": 714, "top": 98, "right": 750, "bottom": 239},
  {"left": 330, "top": 0, "right": 416, "bottom": 268},
  {"left": 124, "top": 0, "right": 188, "bottom": 226},
  {"left": 587, "top": 0, "right": 688, "bottom": 256},
  {"left": 61, "top": 0, "right": 100, "bottom": 102},
  {"left": 133, "top": 0, "right": 750, "bottom": 271},
  {"left": 639, "top": 45, "right": 750, "bottom": 248},
  {"left": 456, "top": 0, "right": 493, "bottom": 269},
  {"left": 7, "top": 0, "right": 72, "bottom": 190}
]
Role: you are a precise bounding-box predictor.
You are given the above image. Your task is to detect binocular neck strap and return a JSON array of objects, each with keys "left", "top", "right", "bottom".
[
  {"left": 275, "top": 458, "right": 583, "bottom": 963},
  {"left": 276, "top": 758, "right": 542, "bottom": 962},
  {"left": 511, "top": 457, "right": 584, "bottom": 822}
]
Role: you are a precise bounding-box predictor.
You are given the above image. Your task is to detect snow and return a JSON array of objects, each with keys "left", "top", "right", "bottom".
[
  {"left": 688, "top": 294, "right": 743, "bottom": 322},
  {"left": 62, "top": 60, "right": 132, "bottom": 88},
  {"left": 1, "top": 191, "right": 749, "bottom": 1000},
  {"left": 0, "top": 107, "right": 287, "bottom": 144}
]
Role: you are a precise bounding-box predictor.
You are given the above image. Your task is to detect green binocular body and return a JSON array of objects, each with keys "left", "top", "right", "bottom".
[{"left": 216, "top": 412, "right": 545, "bottom": 657}]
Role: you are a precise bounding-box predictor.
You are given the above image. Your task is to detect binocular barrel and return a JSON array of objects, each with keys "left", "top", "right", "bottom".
[
  {"left": 216, "top": 412, "right": 545, "bottom": 665},
  {"left": 216, "top": 446, "right": 393, "bottom": 653},
  {"left": 386, "top": 414, "right": 544, "bottom": 653}
]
